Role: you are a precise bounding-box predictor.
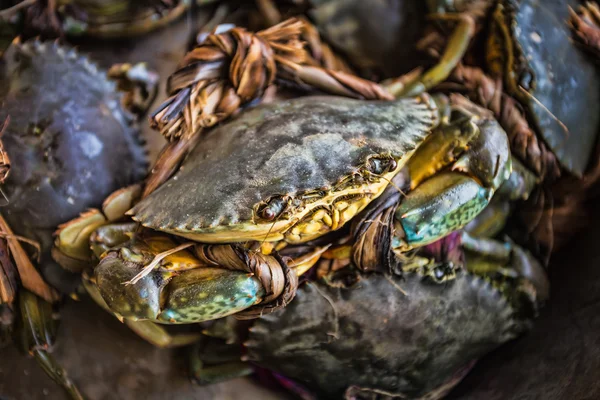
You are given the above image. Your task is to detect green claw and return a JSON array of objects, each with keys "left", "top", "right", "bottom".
[
  {"left": 397, "top": 172, "right": 491, "bottom": 248},
  {"left": 157, "top": 268, "right": 265, "bottom": 324},
  {"left": 92, "top": 236, "right": 266, "bottom": 324},
  {"left": 83, "top": 277, "right": 202, "bottom": 348},
  {"left": 395, "top": 102, "right": 511, "bottom": 251}
]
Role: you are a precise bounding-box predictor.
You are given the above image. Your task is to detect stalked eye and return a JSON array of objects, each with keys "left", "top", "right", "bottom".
[
  {"left": 388, "top": 159, "right": 398, "bottom": 171},
  {"left": 257, "top": 197, "right": 287, "bottom": 221},
  {"left": 432, "top": 262, "right": 455, "bottom": 282},
  {"left": 366, "top": 157, "right": 397, "bottom": 174}
]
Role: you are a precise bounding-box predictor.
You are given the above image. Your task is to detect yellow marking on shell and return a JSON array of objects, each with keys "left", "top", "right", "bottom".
[
  {"left": 143, "top": 236, "right": 203, "bottom": 272},
  {"left": 260, "top": 241, "right": 276, "bottom": 255},
  {"left": 289, "top": 245, "right": 331, "bottom": 277},
  {"left": 322, "top": 213, "right": 333, "bottom": 227},
  {"left": 331, "top": 208, "right": 341, "bottom": 230},
  {"left": 341, "top": 199, "right": 367, "bottom": 223},
  {"left": 169, "top": 157, "right": 411, "bottom": 245}
]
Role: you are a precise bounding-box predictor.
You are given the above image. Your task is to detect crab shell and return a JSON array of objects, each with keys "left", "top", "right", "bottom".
[
  {"left": 44, "top": 0, "right": 192, "bottom": 38},
  {"left": 131, "top": 95, "right": 439, "bottom": 244},
  {"left": 491, "top": 0, "right": 600, "bottom": 176},
  {"left": 246, "top": 269, "right": 527, "bottom": 399},
  {"left": 0, "top": 40, "right": 147, "bottom": 291},
  {"left": 308, "top": 0, "right": 429, "bottom": 77}
]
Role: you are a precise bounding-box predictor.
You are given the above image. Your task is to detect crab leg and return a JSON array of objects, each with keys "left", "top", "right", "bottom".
[
  {"left": 189, "top": 337, "right": 254, "bottom": 385},
  {"left": 53, "top": 184, "right": 142, "bottom": 273},
  {"left": 569, "top": 2, "right": 600, "bottom": 59},
  {"left": 16, "top": 290, "right": 86, "bottom": 400},
  {"left": 460, "top": 232, "right": 550, "bottom": 305},
  {"left": 390, "top": 13, "right": 476, "bottom": 97},
  {"left": 108, "top": 63, "right": 159, "bottom": 118}
]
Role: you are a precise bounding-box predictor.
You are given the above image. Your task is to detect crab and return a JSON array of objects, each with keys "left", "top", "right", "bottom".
[
  {"left": 381, "top": 0, "right": 600, "bottom": 262},
  {"left": 303, "top": 0, "right": 429, "bottom": 78},
  {"left": 51, "top": 87, "right": 515, "bottom": 349},
  {"left": 1, "top": 0, "right": 199, "bottom": 40},
  {"left": 400, "top": 0, "right": 600, "bottom": 179},
  {"left": 0, "top": 39, "right": 151, "bottom": 397},
  {"left": 183, "top": 227, "right": 549, "bottom": 399}
]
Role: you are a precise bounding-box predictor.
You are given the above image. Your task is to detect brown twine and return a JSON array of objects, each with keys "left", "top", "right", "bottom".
[
  {"left": 0, "top": 117, "right": 11, "bottom": 185},
  {"left": 449, "top": 64, "right": 561, "bottom": 181},
  {"left": 150, "top": 17, "right": 391, "bottom": 142},
  {"left": 194, "top": 244, "right": 298, "bottom": 319},
  {"left": 143, "top": 17, "right": 390, "bottom": 197},
  {"left": 569, "top": 2, "right": 600, "bottom": 59}
]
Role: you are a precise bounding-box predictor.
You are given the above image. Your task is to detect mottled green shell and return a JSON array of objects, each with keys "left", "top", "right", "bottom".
[
  {"left": 247, "top": 270, "right": 524, "bottom": 399},
  {"left": 94, "top": 253, "right": 264, "bottom": 324},
  {"left": 398, "top": 173, "right": 491, "bottom": 247},
  {"left": 500, "top": 0, "right": 600, "bottom": 175},
  {"left": 133, "top": 96, "right": 438, "bottom": 235},
  {"left": 158, "top": 268, "right": 264, "bottom": 324}
]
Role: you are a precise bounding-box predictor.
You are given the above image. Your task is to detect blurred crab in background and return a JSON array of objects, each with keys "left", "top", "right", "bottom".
[
  {"left": 0, "top": 38, "right": 156, "bottom": 398},
  {"left": 0, "top": 0, "right": 204, "bottom": 39}
]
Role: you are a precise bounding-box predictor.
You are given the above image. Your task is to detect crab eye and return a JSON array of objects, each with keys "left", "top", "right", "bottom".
[
  {"left": 258, "top": 197, "right": 287, "bottom": 221},
  {"left": 388, "top": 159, "right": 398, "bottom": 171},
  {"left": 432, "top": 262, "right": 454, "bottom": 282},
  {"left": 433, "top": 266, "right": 446, "bottom": 281},
  {"left": 367, "top": 158, "right": 397, "bottom": 174}
]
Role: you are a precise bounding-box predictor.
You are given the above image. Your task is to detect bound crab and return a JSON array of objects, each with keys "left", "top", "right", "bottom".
[
  {"left": 52, "top": 65, "right": 514, "bottom": 340},
  {"left": 181, "top": 139, "right": 549, "bottom": 398},
  {"left": 50, "top": 15, "right": 554, "bottom": 398},
  {"left": 0, "top": 39, "right": 153, "bottom": 399}
]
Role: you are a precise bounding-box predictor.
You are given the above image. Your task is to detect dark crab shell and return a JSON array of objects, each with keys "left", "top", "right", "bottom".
[
  {"left": 23, "top": 0, "right": 192, "bottom": 39},
  {"left": 0, "top": 40, "right": 147, "bottom": 291},
  {"left": 308, "top": 0, "right": 428, "bottom": 77},
  {"left": 132, "top": 95, "right": 438, "bottom": 236},
  {"left": 246, "top": 270, "right": 527, "bottom": 399},
  {"left": 497, "top": 0, "right": 600, "bottom": 176}
]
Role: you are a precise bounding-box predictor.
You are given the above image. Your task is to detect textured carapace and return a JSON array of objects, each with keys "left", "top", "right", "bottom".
[
  {"left": 132, "top": 95, "right": 439, "bottom": 244},
  {"left": 247, "top": 269, "right": 527, "bottom": 399}
]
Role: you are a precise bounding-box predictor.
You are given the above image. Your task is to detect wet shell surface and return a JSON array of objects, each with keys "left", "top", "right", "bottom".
[
  {"left": 502, "top": 0, "right": 600, "bottom": 175},
  {"left": 0, "top": 40, "right": 147, "bottom": 290},
  {"left": 247, "top": 270, "right": 525, "bottom": 399},
  {"left": 132, "top": 95, "right": 437, "bottom": 234}
]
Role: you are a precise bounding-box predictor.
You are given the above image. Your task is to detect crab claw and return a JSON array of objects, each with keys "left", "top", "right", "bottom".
[
  {"left": 52, "top": 185, "right": 142, "bottom": 273},
  {"left": 395, "top": 107, "right": 511, "bottom": 250},
  {"left": 91, "top": 235, "right": 296, "bottom": 324}
]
